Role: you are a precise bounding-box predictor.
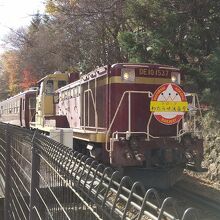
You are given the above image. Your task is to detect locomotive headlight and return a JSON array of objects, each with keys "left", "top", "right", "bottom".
[
  {"left": 171, "top": 75, "right": 177, "bottom": 82},
  {"left": 121, "top": 68, "right": 135, "bottom": 82},
  {"left": 123, "top": 72, "right": 130, "bottom": 80},
  {"left": 171, "top": 72, "right": 180, "bottom": 84}
]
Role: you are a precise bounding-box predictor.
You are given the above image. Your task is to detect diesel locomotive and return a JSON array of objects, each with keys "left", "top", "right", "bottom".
[{"left": 0, "top": 63, "right": 204, "bottom": 187}]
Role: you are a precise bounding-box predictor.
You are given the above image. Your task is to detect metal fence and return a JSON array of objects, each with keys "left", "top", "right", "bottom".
[{"left": 0, "top": 123, "right": 198, "bottom": 220}]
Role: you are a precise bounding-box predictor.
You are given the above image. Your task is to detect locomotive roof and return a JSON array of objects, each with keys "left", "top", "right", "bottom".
[
  {"left": 111, "top": 63, "right": 180, "bottom": 70},
  {"left": 56, "top": 63, "right": 181, "bottom": 93},
  {"left": 37, "top": 72, "right": 69, "bottom": 84}
]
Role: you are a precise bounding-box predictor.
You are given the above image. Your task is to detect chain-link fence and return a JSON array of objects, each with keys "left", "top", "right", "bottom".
[{"left": 0, "top": 123, "right": 198, "bottom": 220}]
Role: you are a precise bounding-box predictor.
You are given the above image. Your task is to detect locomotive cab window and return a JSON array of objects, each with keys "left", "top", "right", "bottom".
[
  {"left": 58, "top": 80, "right": 67, "bottom": 89},
  {"left": 45, "top": 80, "right": 54, "bottom": 95}
]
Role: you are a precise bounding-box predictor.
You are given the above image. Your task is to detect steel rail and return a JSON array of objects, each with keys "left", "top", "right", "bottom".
[{"left": 173, "top": 184, "right": 220, "bottom": 219}]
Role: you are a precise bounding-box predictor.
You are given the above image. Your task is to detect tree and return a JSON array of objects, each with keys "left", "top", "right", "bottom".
[
  {"left": 1, "top": 51, "right": 21, "bottom": 96},
  {"left": 45, "top": 0, "right": 127, "bottom": 72},
  {"left": 0, "top": 62, "right": 9, "bottom": 100},
  {"left": 201, "top": 48, "right": 220, "bottom": 110},
  {"left": 118, "top": 0, "right": 220, "bottom": 107},
  {"left": 20, "top": 68, "right": 37, "bottom": 90}
]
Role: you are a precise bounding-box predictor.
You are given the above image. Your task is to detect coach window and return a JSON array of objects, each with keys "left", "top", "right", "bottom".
[
  {"left": 29, "top": 97, "right": 36, "bottom": 109},
  {"left": 58, "top": 80, "right": 67, "bottom": 89},
  {"left": 16, "top": 101, "right": 19, "bottom": 113},
  {"left": 23, "top": 99, "right": 25, "bottom": 110},
  {"left": 17, "top": 101, "right": 19, "bottom": 113},
  {"left": 14, "top": 102, "right": 17, "bottom": 113},
  {"left": 9, "top": 103, "right": 12, "bottom": 114},
  {"left": 13, "top": 103, "right": 15, "bottom": 113}
]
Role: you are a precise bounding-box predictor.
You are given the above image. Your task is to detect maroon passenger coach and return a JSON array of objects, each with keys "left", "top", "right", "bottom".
[{"left": 0, "top": 88, "right": 37, "bottom": 128}]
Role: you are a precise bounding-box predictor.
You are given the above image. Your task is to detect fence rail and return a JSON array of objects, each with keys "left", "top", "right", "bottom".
[{"left": 0, "top": 123, "right": 197, "bottom": 220}]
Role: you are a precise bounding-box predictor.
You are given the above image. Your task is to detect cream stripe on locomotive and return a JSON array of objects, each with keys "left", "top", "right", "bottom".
[
  {"left": 109, "top": 76, "right": 171, "bottom": 85},
  {"left": 86, "top": 76, "right": 172, "bottom": 88}
]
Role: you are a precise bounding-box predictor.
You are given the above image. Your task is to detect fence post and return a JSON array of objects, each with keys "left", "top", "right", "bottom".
[
  {"left": 29, "top": 130, "right": 40, "bottom": 220},
  {"left": 4, "top": 124, "right": 11, "bottom": 220}
]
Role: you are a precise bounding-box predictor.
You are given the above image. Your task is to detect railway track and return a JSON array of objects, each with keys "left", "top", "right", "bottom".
[{"left": 164, "top": 177, "right": 220, "bottom": 220}]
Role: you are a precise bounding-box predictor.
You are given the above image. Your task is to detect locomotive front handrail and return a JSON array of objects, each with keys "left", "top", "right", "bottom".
[
  {"left": 148, "top": 92, "right": 203, "bottom": 141},
  {"left": 106, "top": 91, "right": 203, "bottom": 152},
  {"left": 180, "top": 93, "right": 203, "bottom": 140}
]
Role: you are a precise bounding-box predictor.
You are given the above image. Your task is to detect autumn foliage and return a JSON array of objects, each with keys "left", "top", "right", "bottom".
[
  {"left": 20, "top": 68, "right": 37, "bottom": 90},
  {"left": 1, "top": 51, "right": 20, "bottom": 96},
  {"left": 0, "top": 51, "right": 37, "bottom": 97}
]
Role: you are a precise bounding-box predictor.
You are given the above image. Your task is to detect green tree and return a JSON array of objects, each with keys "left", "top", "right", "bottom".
[
  {"left": 118, "top": 0, "right": 220, "bottom": 108},
  {"left": 202, "top": 48, "right": 220, "bottom": 110}
]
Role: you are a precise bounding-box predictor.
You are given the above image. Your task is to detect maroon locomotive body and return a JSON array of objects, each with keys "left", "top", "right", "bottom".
[
  {"left": 0, "top": 88, "right": 37, "bottom": 128},
  {"left": 55, "top": 63, "right": 203, "bottom": 187}
]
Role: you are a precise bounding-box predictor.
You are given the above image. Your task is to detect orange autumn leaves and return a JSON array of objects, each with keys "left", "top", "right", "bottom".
[{"left": 1, "top": 51, "right": 37, "bottom": 96}]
